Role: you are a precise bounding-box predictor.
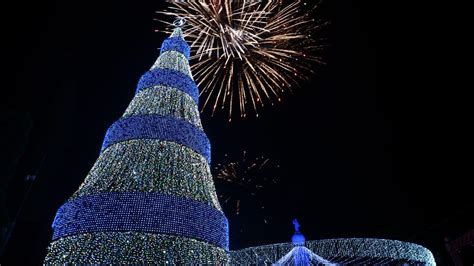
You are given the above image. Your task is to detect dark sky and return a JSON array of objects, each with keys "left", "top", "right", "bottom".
[{"left": 2, "top": 0, "right": 472, "bottom": 265}]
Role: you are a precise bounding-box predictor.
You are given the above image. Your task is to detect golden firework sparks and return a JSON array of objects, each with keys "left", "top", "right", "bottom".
[{"left": 157, "top": 0, "right": 327, "bottom": 120}]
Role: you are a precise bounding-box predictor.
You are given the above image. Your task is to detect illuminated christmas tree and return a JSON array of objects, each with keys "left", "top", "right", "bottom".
[{"left": 44, "top": 22, "right": 229, "bottom": 264}]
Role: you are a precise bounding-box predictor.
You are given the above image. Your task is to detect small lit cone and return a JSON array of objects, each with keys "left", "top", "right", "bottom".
[{"left": 274, "top": 220, "right": 335, "bottom": 265}]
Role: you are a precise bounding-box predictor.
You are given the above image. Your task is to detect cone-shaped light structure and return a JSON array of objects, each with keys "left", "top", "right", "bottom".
[
  {"left": 44, "top": 23, "right": 229, "bottom": 264},
  {"left": 274, "top": 220, "right": 335, "bottom": 265}
]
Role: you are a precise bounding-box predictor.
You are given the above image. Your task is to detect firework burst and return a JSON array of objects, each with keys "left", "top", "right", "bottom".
[
  {"left": 213, "top": 151, "right": 279, "bottom": 225},
  {"left": 157, "top": 0, "right": 326, "bottom": 120}
]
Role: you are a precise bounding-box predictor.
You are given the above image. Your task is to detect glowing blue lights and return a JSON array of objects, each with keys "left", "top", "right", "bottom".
[
  {"left": 291, "top": 218, "right": 305, "bottom": 246},
  {"left": 160, "top": 37, "right": 190, "bottom": 59},
  {"left": 136, "top": 68, "right": 199, "bottom": 104},
  {"left": 231, "top": 238, "right": 436, "bottom": 265},
  {"left": 276, "top": 246, "right": 336, "bottom": 265},
  {"left": 52, "top": 192, "right": 229, "bottom": 250},
  {"left": 100, "top": 114, "right": 211, "bottom": 163}
]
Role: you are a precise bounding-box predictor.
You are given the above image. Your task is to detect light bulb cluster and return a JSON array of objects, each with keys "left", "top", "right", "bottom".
[
  {"left": 137, "top": 68, "right": 199, "bottom": 104},
  {"left": 151, "top": 50, "right": 193, "bottom": 77},
  {"left": 160, "top": 36, "right": 190, "bottom": 59},
  {"left": 275, "top": 246, "right": 336, "bottom": 265},
  {"left": 100, "top": 114, "right": 211, "bottom": 163},
  {"left": 52, "top": 192, "right": 229, "bottom": 249},
  {"left": 124, "top": 85, "right": 202, "bottom": 129},
  {"left": 230, "top": 238, "right": 436, "bottom": 265},
  {"left": 73, "top": 139, "right": 221, "bottom": 209},
  {"left": 45, "top": 232, "right": 228, "bottom": 265}
]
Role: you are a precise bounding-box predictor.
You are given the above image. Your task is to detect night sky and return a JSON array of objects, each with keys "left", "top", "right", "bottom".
[{"left": 2, "top": 1, "right": 472, "bottom": 265}]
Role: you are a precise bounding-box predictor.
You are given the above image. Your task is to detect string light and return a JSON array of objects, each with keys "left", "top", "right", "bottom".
[
  {"left": 73, "top": 140, "right": 221, "bottom": 209},
  {"left": 45, "top": 232, "right": 229, "bottom": 264},
  {"left": 52, "top": 192, "right": 229, "bottom": 249},
  {"left": 230, "top": 238, "right": 436, "bottom": 265},
  {"left": 100, "top": 114, "right": 211, "bottom": 163},
  {"left": 124, "top": 86, "right": 202, "bottom": 129}
]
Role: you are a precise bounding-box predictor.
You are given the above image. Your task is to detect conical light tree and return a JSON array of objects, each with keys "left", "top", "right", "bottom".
[{"left": 44, "top": 24, "right": 229, "bottom": 264}]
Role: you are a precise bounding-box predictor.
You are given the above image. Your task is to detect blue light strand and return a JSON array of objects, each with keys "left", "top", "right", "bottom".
[
  {"left": 160, "top": 37, "right": 190, "bottom": 60},
  {"left": 52, "top": 192, "right": 229, "bottom": 250},
  {"left": 136, "top": 68, "right": 199, "bottom": 104},
  {"left": 100, "top": 114, "right": 211, "bottom": 163}
]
